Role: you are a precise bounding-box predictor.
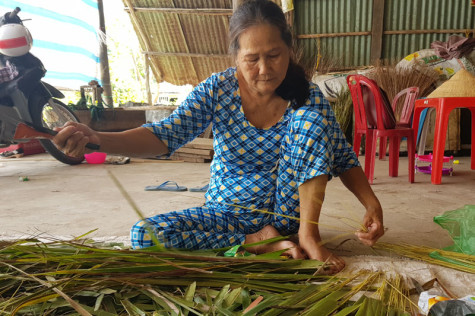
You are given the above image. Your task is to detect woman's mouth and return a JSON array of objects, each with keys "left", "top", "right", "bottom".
[{"left": 258, "top": 76, "right": 273, "bottom": 82}]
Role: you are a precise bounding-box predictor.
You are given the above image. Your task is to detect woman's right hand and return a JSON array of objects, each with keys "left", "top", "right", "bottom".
[{"left": 52, "top": 122, "right": 101, "bottom": 158}]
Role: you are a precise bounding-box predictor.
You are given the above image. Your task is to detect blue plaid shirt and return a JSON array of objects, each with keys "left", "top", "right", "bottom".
[{"left": 144, "top": 67, "right": 358, "bottom": 211}]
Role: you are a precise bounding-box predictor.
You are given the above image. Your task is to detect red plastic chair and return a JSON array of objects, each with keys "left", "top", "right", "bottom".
[
  {"left": 379, "top": 86, "right": 419, "bottom": 158},
  {"left": 347, "top": 74, "right": 415, "bottom": 184}
]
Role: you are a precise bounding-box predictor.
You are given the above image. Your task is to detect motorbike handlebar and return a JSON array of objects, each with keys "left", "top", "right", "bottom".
[{"left": 9, "top": 7, "right": 21, "bottom": 19}]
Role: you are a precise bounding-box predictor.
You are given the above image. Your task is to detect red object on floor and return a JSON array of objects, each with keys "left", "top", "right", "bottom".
[
  {"left": 347, "top": 74, "right": 416, "bottom": 184},
  {"left": 0, "top": 139, "right": 45, "bottom": 156},
  {"left": 413, "top": 97, "right": 475, "bottom": 184}
]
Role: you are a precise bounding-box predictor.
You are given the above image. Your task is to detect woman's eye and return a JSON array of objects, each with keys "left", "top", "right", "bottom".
[{"left": 269, "top": 54, "right": 279, "bottom": 59}]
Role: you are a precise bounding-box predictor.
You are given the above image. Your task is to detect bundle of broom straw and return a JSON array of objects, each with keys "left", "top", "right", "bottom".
[{"left": 366, "top": 60, "right": 439, "bottom": 121}]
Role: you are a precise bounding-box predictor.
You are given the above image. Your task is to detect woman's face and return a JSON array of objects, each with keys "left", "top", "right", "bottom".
[{"left": 236, "top": 23, "right": 290, "bottom": 96}]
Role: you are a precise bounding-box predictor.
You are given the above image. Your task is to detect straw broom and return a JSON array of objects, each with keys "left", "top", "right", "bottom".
[
  {"left": 328, "top": 89, "right": 353, "bottom": 135},
  {"left": 366, "top": 60, "right": 439, "bottom": 121},
  {"left": 368, "top": 60, "right": 439, "bottom": 99}
]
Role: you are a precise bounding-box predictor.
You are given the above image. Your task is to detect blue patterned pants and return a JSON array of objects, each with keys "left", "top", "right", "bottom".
[
  {"left": 131, "top": 107, "right": 357, "bottom": 249},
  {"left": 130, "top": 204, "right": 302, "bottom": 249}
]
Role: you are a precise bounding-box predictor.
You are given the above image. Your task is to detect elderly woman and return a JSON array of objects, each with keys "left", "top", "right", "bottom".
[{"left": 54, "top": 0, "right": 384, "bottom": 273}]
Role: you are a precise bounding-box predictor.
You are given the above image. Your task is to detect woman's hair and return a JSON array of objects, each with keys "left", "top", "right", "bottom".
[{"left": 229, "top": 0, "right": 310, "bottom": 109}]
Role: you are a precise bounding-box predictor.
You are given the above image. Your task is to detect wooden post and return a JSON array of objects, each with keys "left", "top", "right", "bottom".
[
  {"left": 145, "top": 54, "right": 152, "bottom": 106},
  {"left": 370, "top": 0, "right": 385, "bottom": 64},
  {"left": 97, "top": 0, "right": 113, "bottom": 107}
]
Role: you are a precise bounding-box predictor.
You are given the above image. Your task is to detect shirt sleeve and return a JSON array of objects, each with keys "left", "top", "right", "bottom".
[
  {"left": 288, "top": 85, "right": 360, "bottom": 185},
  {"left": 142, "top": 75, "right": 217, "bottom": 156}
]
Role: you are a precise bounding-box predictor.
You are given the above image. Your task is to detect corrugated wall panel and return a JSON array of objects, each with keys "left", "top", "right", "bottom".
[
  {"left": 383, "top": 0, "right": 474, "bottom": 62},
  {"left": 295, "top": 0, "right": 373, "bottom": 69},
  {"left": 295, "top": 0, "right": 474, "bottom": 69}
]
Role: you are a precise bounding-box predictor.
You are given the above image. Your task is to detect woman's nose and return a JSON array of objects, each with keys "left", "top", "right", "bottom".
[{"left": 258, "top": 59, "right": 270, "bottom": 74}]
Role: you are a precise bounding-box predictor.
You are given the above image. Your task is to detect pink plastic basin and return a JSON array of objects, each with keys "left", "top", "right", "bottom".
[{"left": 84, "top": 152, "right": 107, "bottom": 164}]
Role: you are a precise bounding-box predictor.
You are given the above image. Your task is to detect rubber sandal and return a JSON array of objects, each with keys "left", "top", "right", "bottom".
[
  {"left": 145, "top": 181, "right": 187, "bottom": 191},
  {"left": 189, "top": 183, "right": 209, "bottom": 192}
]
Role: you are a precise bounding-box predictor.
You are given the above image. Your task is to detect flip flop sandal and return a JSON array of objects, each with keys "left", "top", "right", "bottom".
[
  {"left": 189, "top": 183, "right": 209, "bottom": 192},
  {"left": 145, "top": 181, "right": 187, "bottom": 191}
]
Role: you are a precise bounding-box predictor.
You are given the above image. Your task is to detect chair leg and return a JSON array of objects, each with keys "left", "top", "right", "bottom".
[
  {"left": 389, "top": 136, "right": 401, "bottom": 177},
  {"left": 431, "top": 108, "right": 450, "bottom": 185},
  {"left": 370, "top": 133, "right": 378, "bottom": 183},
  {"left": 353, "top": 133, "right": 362, "bottom": 158},
  {"left": 379, "top": 136, "right": 387, "bottom": 160},
  {"left": 407, "top": 134, "right": 415, "bottom": 183},
  {"left": 364, "top": 131, "right": 376, "bottom": 184},
  {"left": 471, "top": 109, "right": 475, "bottom": 170}
]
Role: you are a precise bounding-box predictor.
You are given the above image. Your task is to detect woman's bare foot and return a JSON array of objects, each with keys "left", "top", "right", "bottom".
[
  {"left": 244, "top": 225, "right": 306, "bottom": 259},
  {"left": 299, "top": 238, "right": 345, "bottom": 274}
]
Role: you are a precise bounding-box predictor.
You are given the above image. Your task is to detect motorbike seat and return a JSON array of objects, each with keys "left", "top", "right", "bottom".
[{"left": 0, "top": 67, "right": 45, "bottom": 99}]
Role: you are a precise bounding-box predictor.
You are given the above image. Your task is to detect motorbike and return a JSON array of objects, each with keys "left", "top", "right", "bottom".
[{"left": 0, "top": 7, "right": 93, "bottom": 165}]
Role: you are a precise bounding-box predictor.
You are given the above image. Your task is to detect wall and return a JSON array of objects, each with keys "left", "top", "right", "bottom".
[{"left": 294, "top": 0, "right": 474, "bottom": 69}]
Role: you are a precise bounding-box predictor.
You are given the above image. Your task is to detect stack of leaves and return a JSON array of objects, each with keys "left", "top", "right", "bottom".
[{"left": 0, "top": 237, "right": 416, "bottom": 315}]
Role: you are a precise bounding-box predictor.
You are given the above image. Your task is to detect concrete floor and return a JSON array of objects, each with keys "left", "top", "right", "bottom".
[
  {"left": 1, "top": 153, "right": 474, "bottom": 296},
  {"left": 1, "top": 153, "right": 474, "bottom": 247}
]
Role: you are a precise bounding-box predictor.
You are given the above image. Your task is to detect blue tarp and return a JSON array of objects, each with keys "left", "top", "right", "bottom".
[{"left": 0, "top": 0, "right": 101, "bottom": 89}]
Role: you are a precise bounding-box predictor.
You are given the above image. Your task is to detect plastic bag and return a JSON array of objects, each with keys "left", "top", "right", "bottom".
[
  {"left": 419, "top": 291, "right": 475, "bottom": 316},
  {"left": 433, "top": 205, "right": 475, "bottom": 255},
  {"left": 418, "top": 290, "right": 451, "bottom": 314},
  {"left": 429, "top": 295, "right": 475, "bottom": 316}
]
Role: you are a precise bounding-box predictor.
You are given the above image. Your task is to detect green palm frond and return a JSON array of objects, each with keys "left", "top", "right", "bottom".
[{"left": 0, "top": 237, "right": 417, "bottom": 315}]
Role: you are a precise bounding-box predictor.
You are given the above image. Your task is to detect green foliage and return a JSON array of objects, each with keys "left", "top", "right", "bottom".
[
  {"left": 111, "top": 81, "right": 140, "bottom": 105},
  {"left": 67, "top": 94, "right": 104, "bottom": 121},
  {"left": 0, "top": 236, "right": 417, "bottom": 315},
  {"left": 105, "top": 4, "right": 158, "bottom": 107}
]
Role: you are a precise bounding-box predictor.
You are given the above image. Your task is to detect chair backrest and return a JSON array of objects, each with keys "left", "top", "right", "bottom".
[
  {"left": 391, "top": 86, "right": 419, "bottom": 126},
  {"left": 346, "top": 74, "right": 396, "bottom": 131}
]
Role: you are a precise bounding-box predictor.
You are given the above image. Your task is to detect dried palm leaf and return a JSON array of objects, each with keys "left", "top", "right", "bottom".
[
  {"left": 0, "top": 237, "right": 415, "bottom": 315},
  {"left": 374, "top": 242, "right": 475, "bottom": 274}
]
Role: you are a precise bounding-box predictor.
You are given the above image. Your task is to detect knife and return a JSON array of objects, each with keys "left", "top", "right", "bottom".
[{"left": 2, "top": 114, "right": 100, "bottom": 150}]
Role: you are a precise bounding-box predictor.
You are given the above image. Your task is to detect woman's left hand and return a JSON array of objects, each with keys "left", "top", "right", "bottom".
[{"left": 355, "top": 210, "right": 384, "bottom": 246}]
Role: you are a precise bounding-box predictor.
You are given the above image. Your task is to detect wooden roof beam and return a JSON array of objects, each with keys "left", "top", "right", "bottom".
[
  {"left": 143, "top": 51, "right": 231, "bottom": 58},
  {"left": 124, "top": 7, "right": 233, "bottom": 16}
]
